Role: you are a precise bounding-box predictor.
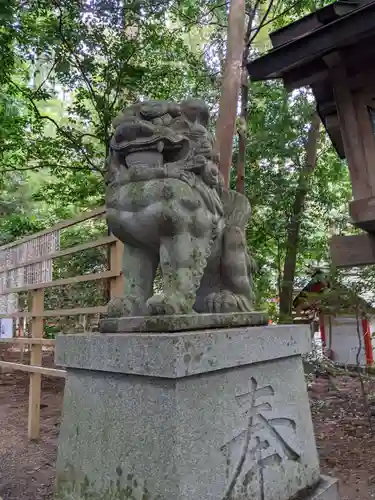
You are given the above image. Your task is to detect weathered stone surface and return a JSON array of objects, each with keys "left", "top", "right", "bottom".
[
  {"left": 105, "top": 98, "right": 258, "bottom": 318},
  {"left": 55, "top": 324, "right": 321, "bottom": 499},
  {"left": 99, "top": 311, "right": 268, "bottom": 333},
  {"left": 56, "top": 324, "right": 311, "bottom": 378},
  {"left": 304, "top": 476, "right": 340, "bottom": 500}
]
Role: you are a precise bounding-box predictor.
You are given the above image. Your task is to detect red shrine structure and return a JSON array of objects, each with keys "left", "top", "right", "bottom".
[{"left": 293, "top": 270, "right": 374, "bottom": 366}]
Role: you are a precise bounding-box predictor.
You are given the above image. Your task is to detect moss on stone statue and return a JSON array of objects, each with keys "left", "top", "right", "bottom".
[
  {"left": 100, "top": 311, "right": 268, "bottom": 333},
  {"left": 56, "top": 464, "right": 163, "bottom": 500},
  {"left": 105, "top": 98, "right": 258, "bottom": 318}
]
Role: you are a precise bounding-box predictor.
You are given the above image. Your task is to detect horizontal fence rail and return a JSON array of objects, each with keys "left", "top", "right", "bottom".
[
  {"left": 0, "top": 206, "right": 124, "bottom": 440},
  {"left": 0, "top": 234, "right": 117, "bottom": 274},
  {"left": 0, "top": 360, "right": 67, "bottom": 378}
]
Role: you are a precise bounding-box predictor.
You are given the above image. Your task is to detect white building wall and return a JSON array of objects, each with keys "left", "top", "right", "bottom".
[{"left": 324, "top": 315, "right": 368, "bottom": 366}]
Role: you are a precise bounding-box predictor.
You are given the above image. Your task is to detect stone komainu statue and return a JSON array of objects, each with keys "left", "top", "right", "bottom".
[{"left": 106, "top": 99, "right": 255, "bottom": 316}]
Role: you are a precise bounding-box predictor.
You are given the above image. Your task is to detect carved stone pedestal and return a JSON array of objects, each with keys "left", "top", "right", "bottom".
[{"left": 54, "top": 323, "right": 336, "bottom": 500}]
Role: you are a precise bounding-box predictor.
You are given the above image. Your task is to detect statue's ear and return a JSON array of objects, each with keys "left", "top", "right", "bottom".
[
  {"left": 112, "top": 104, "right": 140, "bottom": 128},
  {"left": 180, "top": 99, "right": 210, "bottom": 127},
  {"left": 168, "top": 103, "right": 182, "bottom": 118}
]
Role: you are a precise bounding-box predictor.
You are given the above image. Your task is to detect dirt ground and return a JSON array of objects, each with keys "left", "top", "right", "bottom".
[
  {"left": 311, "top": 375, "right": 375, "bottom": 500},
  {"left": 0, "top": 349, "right": 64, "bottom": 500},
  {"left": 1, "top": 352, "right": 375, "bottom": 500}
]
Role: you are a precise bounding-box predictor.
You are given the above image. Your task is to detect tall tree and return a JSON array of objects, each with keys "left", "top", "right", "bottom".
[
  {"left": 236, "top": 0, "right": 334, "bottom": 195},
  {"left": 215, "top": 0, "right": 245, "bottom": 188},
  {"left": 278, "top": 112, "right": 320, "bottom": 323},
  {"left": 0, "top": 0, "right": 215, "bottom": 208},
  {"left": 0, "top": 0, "right": 357, "bottom": 323},
  {"left": 243, "top": 80, "right": 351, "bottom": 315}
]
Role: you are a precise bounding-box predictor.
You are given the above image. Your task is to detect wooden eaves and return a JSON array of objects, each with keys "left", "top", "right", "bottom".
[{"left": 248, "top": 0, "right": 375, "bottom": 268}]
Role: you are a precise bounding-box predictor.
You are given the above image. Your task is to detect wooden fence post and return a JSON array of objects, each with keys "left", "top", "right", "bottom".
[
  {"left": 28, "top": 288, "right": 45, "bottom": 441},
  {"left": 109, "top": 238, "right": 124, "bottom": 299}
]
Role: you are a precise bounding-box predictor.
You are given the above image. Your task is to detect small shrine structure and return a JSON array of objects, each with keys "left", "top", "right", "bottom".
[
  {"left": 248, "top": 0, "right": 375, "bottom": 268},
  {"left": 293, "top": 269, "right": 374, "bottom": 366},
  {"left": 248, "top": 0, "right": 375, "bottom": 366}
]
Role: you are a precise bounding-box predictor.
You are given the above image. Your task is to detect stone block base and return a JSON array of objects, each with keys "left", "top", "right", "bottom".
[
  {"left": 55, "top": 324, "right": 324, "bottom": 500},
  {"left": 307, "top": 476, "right": 340, "bottom": 500}
]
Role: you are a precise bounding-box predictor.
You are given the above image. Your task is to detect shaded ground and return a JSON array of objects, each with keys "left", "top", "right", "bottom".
[
  {"left": 0, "top": 348, "right": 64, "bottom": 500},
  {"left": 310, "top": 375, "right": 375, "bottom": 500},
  {"left": 1, "top": 349, "right": 375, "bottom": 499}
]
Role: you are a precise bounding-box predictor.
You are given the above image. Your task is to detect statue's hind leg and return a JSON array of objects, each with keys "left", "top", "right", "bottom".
[
  {"left": 107, "top": 243, "right": 159, "bottom": 317},
  {"left": 204, "top": 226, "right": 255, "bottom": 313},
  {"left": 147, "top": 231, "right": 213, "bottom": 315},
  {"left": 197, "top": 190, "right": 255, "bottom": 313}
]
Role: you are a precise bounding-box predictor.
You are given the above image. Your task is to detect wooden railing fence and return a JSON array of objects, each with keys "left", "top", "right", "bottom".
[{"left": 0, "top": 206, "right": 124, "bottom": 440}]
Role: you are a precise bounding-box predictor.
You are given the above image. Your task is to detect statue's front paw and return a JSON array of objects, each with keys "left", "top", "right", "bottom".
[
  {"left": 107, "top": 296, "right": 147, "bottom": 317},
  {"left": 146, "top": 293, "right": 191, "bottom": 315},
  {"left": 204, "top": 291, "right": 252, "bottom": 313}
]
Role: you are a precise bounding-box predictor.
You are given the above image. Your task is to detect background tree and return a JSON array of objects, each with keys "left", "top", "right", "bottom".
[{"left": 0, "top": 0, "right": 360, "bottom": 323}]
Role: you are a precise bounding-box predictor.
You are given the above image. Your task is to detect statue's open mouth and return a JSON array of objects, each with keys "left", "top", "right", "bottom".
[{"left": 110, "top": 119, "right": 190, "bottom": 163}]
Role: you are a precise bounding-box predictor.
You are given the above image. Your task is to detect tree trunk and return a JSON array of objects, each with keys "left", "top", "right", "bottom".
[
  {"left": 236, "top": 57, "right": 249, "bottom": 194},
  {"left": 236, "top": 2, "right": 258, "bottom": 194},
  {"left": 278, "top": 112, "right": 320, "bottom": 323},
  {"left": 215, "top": 0, "right": 246, "bottom": 189}
]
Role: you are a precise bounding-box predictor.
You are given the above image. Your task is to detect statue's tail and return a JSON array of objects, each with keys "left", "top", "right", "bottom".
[
  {"left": 221, "top": 189, "right": 256, "bottom": 304},
  {"left": 221, "top": 189, "right": 251, "bottom": 229}
]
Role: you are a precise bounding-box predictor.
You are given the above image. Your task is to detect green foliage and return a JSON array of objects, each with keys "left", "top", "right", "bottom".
[
  {"left": 234, "top": 80, "right": 353, "bottom": 307},
  {"left": 0, "top": 0, "right": 365, "bottom": 324},
  {"left": 46, "top": 220, "right": 108, "bottom": 318},
  {"left": 0, "top": 0, "right": 214, "bottom": 210}
]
